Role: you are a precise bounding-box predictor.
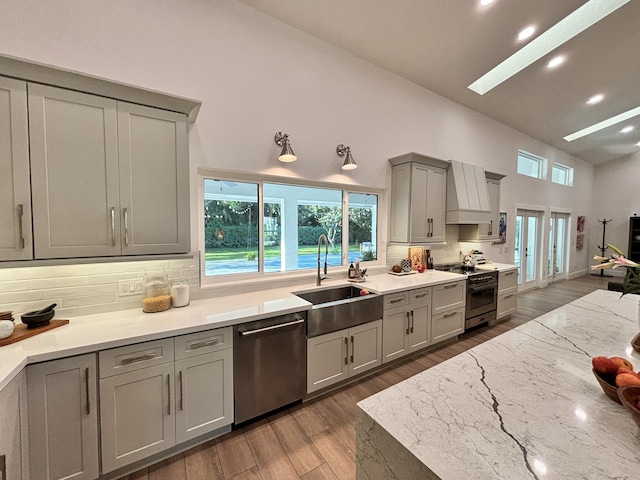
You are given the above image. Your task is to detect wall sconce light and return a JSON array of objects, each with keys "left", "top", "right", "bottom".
[
  {"left": 337, "top": 144, "right": 357, "bottom": 170},
  {"left": 274, "top": 132, "right": 297, "bottom": 163}
]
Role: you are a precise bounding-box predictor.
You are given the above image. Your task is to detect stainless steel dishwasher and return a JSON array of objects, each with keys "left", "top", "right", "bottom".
[{"left": 234, "top": 311, "right": 306, "bottom": 424}]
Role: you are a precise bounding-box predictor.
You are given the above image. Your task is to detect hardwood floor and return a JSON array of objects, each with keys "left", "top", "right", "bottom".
[{"left": 122, "top": 274, "right": 611, "bottom": 480}]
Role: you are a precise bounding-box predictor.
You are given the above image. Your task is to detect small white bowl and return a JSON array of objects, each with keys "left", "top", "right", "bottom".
[{"left": 0, "top": 320, "right": 15, "bottom": 340}]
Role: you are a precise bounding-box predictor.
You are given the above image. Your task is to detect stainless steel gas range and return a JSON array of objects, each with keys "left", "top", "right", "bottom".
[{"left": 434, "top": 263, "right": 498, "bottom": 331}]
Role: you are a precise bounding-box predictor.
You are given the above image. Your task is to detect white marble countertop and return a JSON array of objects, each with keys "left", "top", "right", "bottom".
[
  {"left": 0, "top": 269, "right": 466, "bottom": 390},
  {"left": 357, "top": 289, "right": 640, "bottom": 480}
]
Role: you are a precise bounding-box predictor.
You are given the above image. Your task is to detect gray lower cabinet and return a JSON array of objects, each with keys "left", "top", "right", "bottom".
[
  {"left": 0, "top": 76, "right": 32, "bottom": 261},
  {"left": 431, "top": 280, "right": 466, "bottom": 344},
  {"left": 497, "top": 269, "right": 518, "bottom": 319},
  {"left": 307, "top": 319, "right": 383, "bottom": 394},
  {"left": 382, "top": 287, "right": 431, "bottom": 364},
  {"left": 99, "top": 329, "right": 234, "bottom": 473},
  {"left": 0, "top": 371, "right": 28, "bottom": 480},
  {"left": 27, "top": 354, "right": 99, "bottom": 480}
]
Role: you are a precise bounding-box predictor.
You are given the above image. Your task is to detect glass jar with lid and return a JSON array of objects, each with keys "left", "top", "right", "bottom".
[
  {"left": 142, "top": 273, "right": 171, "bottom": 313},
  {"left": 171, "top": 277, "right": 190, "bottom": 307}
]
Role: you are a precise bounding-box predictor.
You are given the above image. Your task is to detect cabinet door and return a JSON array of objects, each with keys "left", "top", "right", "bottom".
[
  {"left": 389, "top": 162, "right": 412, "bottom": 243},
  {"left": 478, "top": 178, "right": 500, "bottom": 240},
  {"left": 307, "top": 330, "right": 349, "bottom": 394},
  {"left": 0, "top": 77, "right": 32, "bottom": 261},
  {"left": 431, "top": 308, "right": 465, "bottom": 344},
  {"left": 409, "top": 164, "right": 430, "bottom": 243},
  {"left": 348, "top": 319, "right": 382, "bottom": 377},
  {"left": 425, "top": 166, "right": 447, "bottom": 242},
  {"left": 29, "top": 84, "right": 120, "bottom": 259},
  {"left": 382, "top": 307, "right": 410, "bottom": 364},
  {"left": 117, "top": 102, "right": 189, "bottom": 255},
  {"left": 100, "top": 363, "right": 175, "bottom": 473},
  {"left": 175, "top": 349, "right": 233, "bottom": 444},
  {"left": 0, "top": 371, "right": 28, "bottom": 480},
  {"left": 408, "top": 303, "right": 431, "bottom": 352},
  {"left": 27, "top": 354, "right": 99, "bottom": 480},
  {"left": 432, "top": 281, "right": 466, "bottom": 314}
]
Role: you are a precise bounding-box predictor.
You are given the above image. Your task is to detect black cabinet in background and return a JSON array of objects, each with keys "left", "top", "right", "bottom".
[{"left": 628, "top": 216, "right": 640, "bottom": 262}]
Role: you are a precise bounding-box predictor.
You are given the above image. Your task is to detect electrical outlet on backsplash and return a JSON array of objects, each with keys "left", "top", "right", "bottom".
[{"left": 0, "top": 255, "right": 200, "bottom": 318}]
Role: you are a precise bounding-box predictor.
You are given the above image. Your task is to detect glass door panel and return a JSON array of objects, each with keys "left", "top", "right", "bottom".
[{"left": 516, "top": 209, "right": 542, "bottom": 291}]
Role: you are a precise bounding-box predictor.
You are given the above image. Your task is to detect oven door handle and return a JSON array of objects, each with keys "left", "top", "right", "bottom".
[{"left": 468, "top": 284, "right": 497, "bottom": 293}]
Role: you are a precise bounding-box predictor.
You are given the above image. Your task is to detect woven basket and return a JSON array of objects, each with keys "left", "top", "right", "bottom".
[{"left": 592, "top": 368, "right": 621, "bottom": 404}]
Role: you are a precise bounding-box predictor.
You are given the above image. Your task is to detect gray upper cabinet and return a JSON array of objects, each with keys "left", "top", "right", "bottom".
[
  {"left": 0, "top": 77, "right": 32, "bottom": 261},
  {"left": 389, "top": 153, "right": 448, "bottom": 244},
  {"left": 117, "top": 103, "right": 189, "bottom": 255},
  {"left": 29, "top": 84, "right": 189, "bottom": 259},
  {"left": 29, "top": 84, "right": 121, "bottom": 259}
]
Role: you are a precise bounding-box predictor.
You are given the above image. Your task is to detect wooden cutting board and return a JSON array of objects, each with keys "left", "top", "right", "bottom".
[{"left": 0, "top": 319, "right": 69, "bottom": 347}]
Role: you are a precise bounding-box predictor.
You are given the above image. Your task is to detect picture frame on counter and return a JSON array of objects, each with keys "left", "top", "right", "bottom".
[{"left": 408, "top": 246, "right": 423, "bottom": 270}]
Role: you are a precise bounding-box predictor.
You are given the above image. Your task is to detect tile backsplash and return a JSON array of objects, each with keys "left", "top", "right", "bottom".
[{"left": 0, "top": 256, "right": 199, "bottom": 318}]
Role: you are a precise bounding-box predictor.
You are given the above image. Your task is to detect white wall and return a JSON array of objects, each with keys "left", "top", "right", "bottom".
[
  {"left": 592, "top": 151, "right": 640, "bottom": 275},
  {"left": 0, "top": 0, "right": 595, "bottom": 299}
]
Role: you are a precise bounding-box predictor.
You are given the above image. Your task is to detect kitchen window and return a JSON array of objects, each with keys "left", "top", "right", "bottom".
[
  {"left": 201, "top": 174, "right": 379, "bottom": 282},
  {"left": 551, "top": 162, "right": 573, "bottom": 186},
  {"left": 517, "top": 150, "right": 547, "bottom": 180}
]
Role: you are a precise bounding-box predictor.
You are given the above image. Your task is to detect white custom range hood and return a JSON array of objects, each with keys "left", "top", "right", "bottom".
[{"left": 445, "top": 160, "right": 491, "bottom": 224}]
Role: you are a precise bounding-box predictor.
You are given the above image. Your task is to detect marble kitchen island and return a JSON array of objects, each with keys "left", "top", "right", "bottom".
[{"left": 356, "top": 289, "right": 640, "bottom": 480}]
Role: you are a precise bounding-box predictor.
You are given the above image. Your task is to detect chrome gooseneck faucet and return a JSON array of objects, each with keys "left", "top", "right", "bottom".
[{"left": 317, "top": 234, "right": 329, "bottom": 286}]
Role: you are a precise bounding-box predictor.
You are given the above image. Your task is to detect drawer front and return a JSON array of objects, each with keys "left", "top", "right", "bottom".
[
  {"left": 431, "top": 307, "right": 464, "bottom": 344},
  {"left": 99, "top": 338, "right": 174, "bottom": 378},
  {"left": 499, "top": 269, "right": 518, "bottom": 292},
  {"left": 497, "top": 290, "right": 517, "bottom": 319},
  {"left": 410, "top": 287, "right": 431, "bottom": 304},
  {"left": 432, "top": 281, "right": 465, "bottom": 314},
  {"left": 174, "top": 326, "right": 233, "bottom": 360},
  {"left": 384, "top": 291, "right": 409, "bottom": 310}
]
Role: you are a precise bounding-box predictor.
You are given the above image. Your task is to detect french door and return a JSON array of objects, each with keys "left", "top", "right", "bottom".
[
  {"left": 548, "top": 212, "right": 570, "bottom": 283},
  {"left": 515, "top": 209, "right": 542, "bottom": 291}
]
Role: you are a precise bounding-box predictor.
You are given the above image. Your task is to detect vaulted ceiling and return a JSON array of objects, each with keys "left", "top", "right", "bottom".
[{"left": 238, "top": 0, "right": 640, "bottom": 165}]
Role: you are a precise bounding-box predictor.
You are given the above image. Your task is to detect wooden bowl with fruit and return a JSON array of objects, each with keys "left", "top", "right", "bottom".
[
  {"left": 591, "top": 356, "right": 640, "bottom": 404},
  {"left": 617, "top": 386, "right": 640, "bottom": 428}
]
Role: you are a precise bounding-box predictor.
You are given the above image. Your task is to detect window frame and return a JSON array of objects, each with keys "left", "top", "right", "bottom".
[
  {"left": 198, "top": 168, "right": 383, "bottom": 286},
  {"left": 551, "top": 162, "right": 574, "bottom": 186},
  {"left": 517, "top": 149, "right": 547, "bottom": 180}
]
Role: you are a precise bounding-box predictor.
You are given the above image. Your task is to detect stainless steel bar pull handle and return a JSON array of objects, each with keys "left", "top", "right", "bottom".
[
  {"left": 489, "top": 220, "right": 493, "bottom": 235},
  {"left": 167, "top": 373, "right": 171, "bottom": 415},
  {"left": 239, "top": 318, "right": 304, "bottom": 336},
  {"left": 410, "top": 311, "right": 415, "bottom": 333},
  {"left": 110, "top": 207, "right": 116, "bottom": 246},
  {"left": 85, "top": 367, "right": 91, "bottom": 415},
  {"left": 406, "top": 312, "right": 410, "bottom": 335},
  {"left": 390, "top": 297, "right": 404, "bottom": 304},
  {"left": 179, "top": 370, "right": 184, "bottom": 411},
  {"left": 123, "top": 208, "right": 129, "bottom": 246},
  {"left": 17, "top": 204, "right": 25, "bottom": 249},
  {"left": 504, "top": 271, "right": 515, "bottom": 276},
  {"left": 414, "top": 292, "right": 428, "bottom": 299},
  {"left": 190, "top": 338, "right": 220, "bottom": 350},
  {"left": 504, "top": 294, "right": 514, "bottom": 299},
  {"left": 350, "top": 335, "right": 355, "bottom": 363},
  {"left": 120, "top": 352, "right": 157, "bottom": 365},
  {"left": 444, "top": 283, "right": 457, "bottom": 289},
  {"left": 443, "top": 312, "right": 457, "bottom": 318},
  {"left": 344, "top": 337, "right": 349, "bottom": 365}
]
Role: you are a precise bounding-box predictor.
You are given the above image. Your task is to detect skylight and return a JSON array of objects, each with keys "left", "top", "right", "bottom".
[
  {"left": 563, "top": 105, "right": 640, "bottom": 141},
  {"left": 468, "top": 0, "right": 630, "bottom": 95}
]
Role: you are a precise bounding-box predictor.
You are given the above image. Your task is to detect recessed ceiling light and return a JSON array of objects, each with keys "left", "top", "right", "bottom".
[
  {"left": 480, "top": 0, "right": 494, "bottom": 6},
  {"left": 469, "top": 0, "right": 631, "bottom": 95},
  {"left": 587, "top": 93, "right": 604, "bottom": 105},
  {"left": 547, "top": 55, "right": 565, "bottom": 69},
  {"left": 636, "top": 141, "right": 640, "bottom": 147},
  {"left": 518, "top": 26, "right": 536, "bottom": 41},
  {"left": 620, "top": 125, "right": 635, "bottom": 133},
  {"left": 564, "top": 105, "right": 640, "bottom": 141}
]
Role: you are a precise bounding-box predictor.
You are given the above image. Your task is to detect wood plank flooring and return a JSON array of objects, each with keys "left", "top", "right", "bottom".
[{"left": 122, "top": 274, "right": 611, "bottom": 480}]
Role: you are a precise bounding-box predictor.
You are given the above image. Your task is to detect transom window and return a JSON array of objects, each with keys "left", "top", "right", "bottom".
[
  {"left": 551, "top": 162, "right": 573, "bottom": 186},
  {"left": 202, "top": 175, "right": 378, "bottom": 281},
  {"left": 517, "top": 150, "right": 547, "bottom": 179}
]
